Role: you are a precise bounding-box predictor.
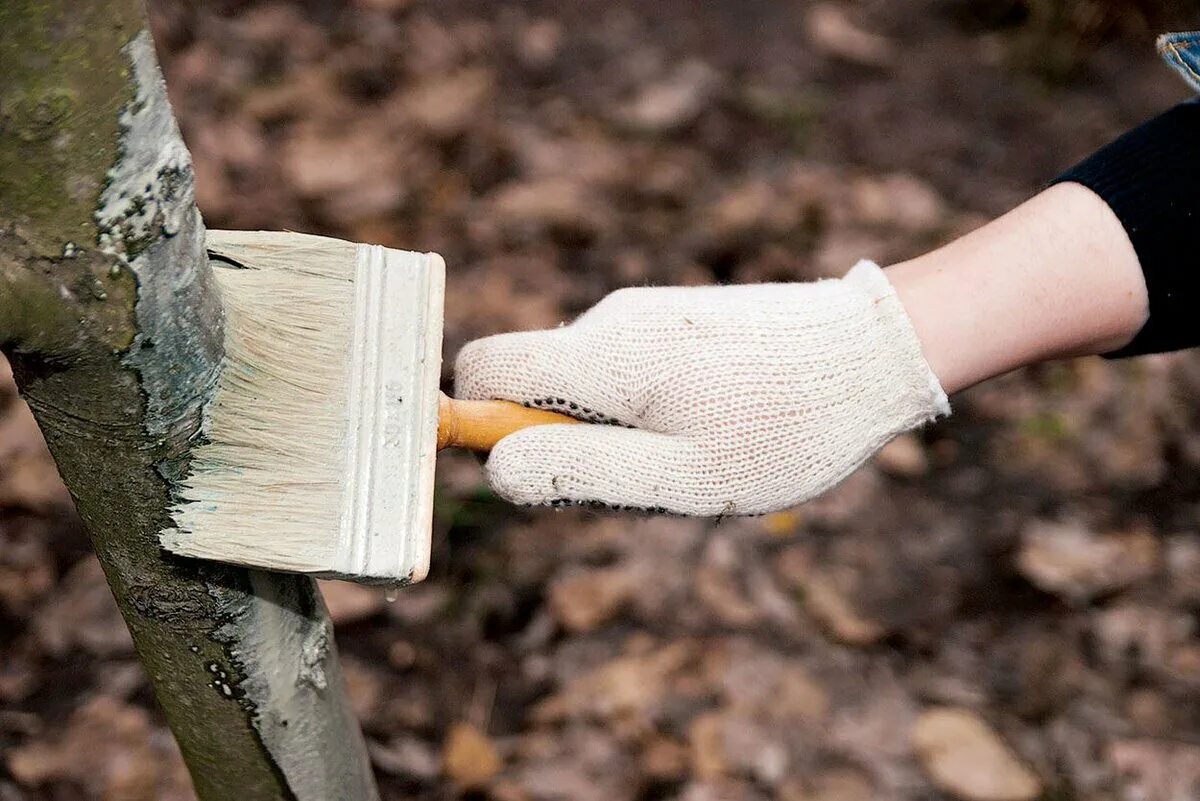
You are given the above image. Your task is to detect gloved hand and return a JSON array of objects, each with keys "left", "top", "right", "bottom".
[{"left": 454, "top": 260, "right": 949, "bottom": 516}]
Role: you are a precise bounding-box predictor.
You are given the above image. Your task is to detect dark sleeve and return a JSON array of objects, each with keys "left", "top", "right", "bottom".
[{"left": 1051, "top": 101, "right": 1200, "bottom": 358}]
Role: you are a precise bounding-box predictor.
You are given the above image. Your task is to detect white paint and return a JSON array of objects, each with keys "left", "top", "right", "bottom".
[
  {"left": 213, "top": 575, "right": 378, "bottom": 801},
  {"left": 163, "top": 230, "right": 444, "bottom": 585},
  {"left": 103, "top": 31, "right": 222, "bottom": 439},
  {"left": 102, "top": 34, "right": 377, "bottom": 800},
  {"left": 95, "top": 31, "right": 194, "bottom": 265}
]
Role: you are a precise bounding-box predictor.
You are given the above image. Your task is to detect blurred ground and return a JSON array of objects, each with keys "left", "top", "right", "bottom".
[{"left": 5, "top": 1, "right": 1200, "bottom": 799}]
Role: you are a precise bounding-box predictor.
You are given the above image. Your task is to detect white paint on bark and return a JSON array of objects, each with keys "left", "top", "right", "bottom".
[
  {"left": 96, "top": 30, "right": 378, "bottom": 801},
  {"left": 95, "top": 29, "right": 193, "bottom": 263},
  {"left": 213, "top": 575, "right": 377, "bottom": 801},
  {"left": 97, "top": 30, "right": 222, "bottom": 443}
]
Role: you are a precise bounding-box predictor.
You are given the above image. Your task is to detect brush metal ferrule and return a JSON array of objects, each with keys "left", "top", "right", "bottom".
[{"left": 337, "top": 245, "right": 445, "bottom": 584}]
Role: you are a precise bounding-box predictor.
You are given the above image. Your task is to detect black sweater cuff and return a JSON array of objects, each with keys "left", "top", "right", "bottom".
[{"left": 1052, "top": 101, "right": 1200, "bottom": 358}]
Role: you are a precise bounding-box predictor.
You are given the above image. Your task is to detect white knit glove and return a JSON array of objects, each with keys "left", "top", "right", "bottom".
[{"left": 454, "top": 261, "right": 949, "bottom": 516}]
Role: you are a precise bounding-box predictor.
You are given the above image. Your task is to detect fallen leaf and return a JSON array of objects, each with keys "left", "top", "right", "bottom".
[
  {"left": 485, "top": 178, "right": 609, "bottom": 240},
  {"left": 850, "top": 174, "right": 945, "bottom": 233},
  {"left": 803, "top": 573, "right": 885, "bottom": 646},
  {"left": 912, "top": 707, "right": 1041, "bottom": 801},
  {"left": 443, "top": 722, "right": 502, "bottom": 788},
  {"left": 548, "top": 566, "right": 636, "bottom": 633},
  {"left": 1016, "top": 520, "right": 1159, "bottom": 603},
  {"left": 806, "top": 4, "right": 896, "bottom": 67},
  {"left": 400, "top": 68, "right": 494, "bottom": 138},
  {"left": 618, "top": 61, "right": 720, "bottom": 134},
  {"left": 761, "top": 510, "right": 802, "bottom": 537},
  {"left": 695, "top": 564, "right": 761, "bottom": 627},
  {"left": 534, "top": 641, "right": 695, "bottom": 724}
]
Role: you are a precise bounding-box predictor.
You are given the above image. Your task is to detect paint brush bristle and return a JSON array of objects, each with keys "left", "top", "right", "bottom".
[{"left": 162, "top": 230, "right": 444, "bottom": 585}]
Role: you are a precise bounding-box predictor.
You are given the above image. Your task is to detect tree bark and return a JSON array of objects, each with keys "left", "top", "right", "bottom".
[{"left": 0, "top": 3, "right": 379, "bottom": 799}]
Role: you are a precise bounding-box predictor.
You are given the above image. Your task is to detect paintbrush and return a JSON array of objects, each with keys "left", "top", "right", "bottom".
[{"left": 162, "top": 230, "right": 577, "bottom": 585}]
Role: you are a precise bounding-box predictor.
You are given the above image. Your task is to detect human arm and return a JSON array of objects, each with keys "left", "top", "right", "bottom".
[
  {"left": 896, "top": 99, "right": 1200, "bottom": 393},
  {"left": 889, "top": 180, "right": 1147, "bottom": 395},
  {"left": 455, "top": 103, "right": 1200, "bottom": 515}
]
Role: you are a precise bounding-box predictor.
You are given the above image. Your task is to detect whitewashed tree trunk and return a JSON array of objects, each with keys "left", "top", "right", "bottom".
[{"left": 0, "top": 3, "right": 379, "bottom": 798}]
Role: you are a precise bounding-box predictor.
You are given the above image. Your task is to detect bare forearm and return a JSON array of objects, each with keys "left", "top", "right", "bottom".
[
  {"left": 889, "top": 101, "right": 1200, "bottom": 395},
  {"left": 888, "top": 182, "right": 1149, "bottom": 395}
]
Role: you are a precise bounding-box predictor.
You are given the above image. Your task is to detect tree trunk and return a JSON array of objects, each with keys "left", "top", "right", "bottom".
[{"left": 0, "top": 3, "right": 379, "bottom": 799}]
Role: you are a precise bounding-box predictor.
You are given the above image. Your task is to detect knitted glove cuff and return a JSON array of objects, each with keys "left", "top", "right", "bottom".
[{"left": 843, "top": 260, "right": 951, "bottom": 419}]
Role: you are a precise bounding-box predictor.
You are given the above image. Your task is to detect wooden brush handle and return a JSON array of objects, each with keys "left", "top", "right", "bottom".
[{"left": 437, "top": 393, "right": 581, "bottom": 451}]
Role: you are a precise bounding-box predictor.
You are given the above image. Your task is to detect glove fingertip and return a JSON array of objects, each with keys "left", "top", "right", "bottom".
[
  {"left": 484, "top": 428, "right": 565, "bottom": 506},
  {"left": 453, "top": 328, "right": 573, "bottom": 402},
  {"left": 483, "top": 425, "right": 699, "bottom": 513}
]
